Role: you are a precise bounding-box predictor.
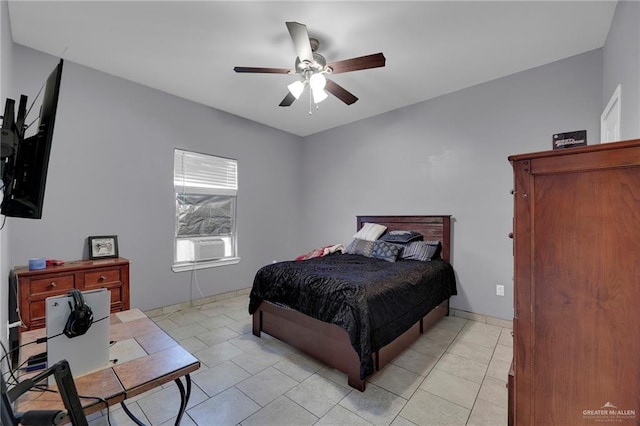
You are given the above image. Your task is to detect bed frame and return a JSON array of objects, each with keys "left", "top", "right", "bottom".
[{"left": 252, "top": 215, "right": 452, "bottom": 391}]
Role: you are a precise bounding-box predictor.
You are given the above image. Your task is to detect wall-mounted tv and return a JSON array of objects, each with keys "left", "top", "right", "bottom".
[{"left": 0, "top": 59, "right": 63, "bottom": 219}]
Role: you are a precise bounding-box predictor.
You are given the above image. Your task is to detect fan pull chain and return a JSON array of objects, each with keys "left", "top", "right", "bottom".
[{"left": 307, "top": 89, "right": 321, "bottom": 115}]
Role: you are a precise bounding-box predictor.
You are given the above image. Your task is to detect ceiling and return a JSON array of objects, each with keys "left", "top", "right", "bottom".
[{"left": 8, "top": 1, "right": 617, "bottom": 137}]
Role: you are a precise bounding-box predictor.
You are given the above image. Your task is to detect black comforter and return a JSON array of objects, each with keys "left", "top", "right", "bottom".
[{"left": 248, "top": 253, "right": 457, "bottom": 379}]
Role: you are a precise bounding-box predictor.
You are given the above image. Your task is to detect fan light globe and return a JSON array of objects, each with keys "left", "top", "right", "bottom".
[
  {"left": 287, "top": 81, "right": 305, "bottom": 99},
  {"left": 309, "top": 73, "right": 327, "bottom": 91},
  {"left": 312, "top": 88, "right": 328, "bottom": 104}
]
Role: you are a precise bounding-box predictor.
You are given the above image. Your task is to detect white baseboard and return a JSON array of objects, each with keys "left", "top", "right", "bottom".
[
  {"left": 451, "top": 308, "right": 512, "bottom": 330},
  {"left": 145, "top": 287, "right": 251, "bottom": 318}
]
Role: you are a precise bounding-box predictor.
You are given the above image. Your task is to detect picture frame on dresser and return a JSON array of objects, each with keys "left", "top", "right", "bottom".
[{"left": 88, "top": 235, "right": 119, "bottom": 259}]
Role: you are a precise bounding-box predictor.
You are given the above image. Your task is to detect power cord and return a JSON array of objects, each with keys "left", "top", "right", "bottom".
[
  {"left": 1, "top": 340, "right": 21, "bottom": 388},
  {"left": 32, "top": 385, "right": 112, "bottom": 426}
]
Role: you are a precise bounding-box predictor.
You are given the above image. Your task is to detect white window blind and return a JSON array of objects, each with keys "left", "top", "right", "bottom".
[
  {"left": 173, "top": 149, "right": 239, "bottom": 270},
  {"left": 174, "top": 149, "right": 238, "bottom": 196}
]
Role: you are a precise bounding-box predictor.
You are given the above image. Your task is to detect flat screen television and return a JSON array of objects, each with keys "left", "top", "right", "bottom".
[{"left": 0, "top": 59, "right": 63, "bottom": 219}]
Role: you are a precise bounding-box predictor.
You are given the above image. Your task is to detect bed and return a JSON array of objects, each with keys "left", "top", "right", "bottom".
[{"left": 248, "top": 215, "right": 456, "bottom": 391}]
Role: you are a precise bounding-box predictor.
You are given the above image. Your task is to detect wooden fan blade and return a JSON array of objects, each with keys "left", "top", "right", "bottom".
[
  {"left": 325, "top": 79, "right": 358, "bottom": 105},
  {"left": 279, "top": 92, "right": 297, "bottom": 107},
  {"left": 233, "top": 66, "right": 291, "bottom": 74},
  {"left": 328, "top": 53, "right": 386, "bottom": 74},
  {"left": 286, "top": 22, "right": 313, "bottom": 63}
]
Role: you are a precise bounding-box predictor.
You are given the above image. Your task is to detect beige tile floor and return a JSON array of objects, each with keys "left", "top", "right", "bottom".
[{"left": 89, "top": 295, "right": 512, "bottom": 425}]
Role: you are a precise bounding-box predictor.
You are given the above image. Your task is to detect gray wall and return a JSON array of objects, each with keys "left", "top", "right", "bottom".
[
  {"left": 7, "top": 45, "right": 304, "bottom": 312},
  {"left": 1, "top": 0, "right": 15, "bottom": 343},
  {"left": 300, "top": 49, "right": 603, "bottom": 320},
  {"left": 602, "top": 0, "right": 640, "bottom": 140}
]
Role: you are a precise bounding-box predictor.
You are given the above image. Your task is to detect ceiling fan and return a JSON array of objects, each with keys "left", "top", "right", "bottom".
[{"left": 233, "top": 22, "right": 386, "bottom": 109}]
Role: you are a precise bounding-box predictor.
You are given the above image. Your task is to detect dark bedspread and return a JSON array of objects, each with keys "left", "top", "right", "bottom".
[{"left": 248, "top": 253, "right": 457, "bottom": 379}]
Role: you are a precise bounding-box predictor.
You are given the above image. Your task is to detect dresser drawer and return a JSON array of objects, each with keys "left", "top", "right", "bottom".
[
  {"left": 82, "top": 268, "right": 122, "bottom": 289},
  {"left": 30, "top": 296, "right": 67, "bottom": 329},
  {"left": 29, "top": 274, "right": 75, "bottom": 298}
]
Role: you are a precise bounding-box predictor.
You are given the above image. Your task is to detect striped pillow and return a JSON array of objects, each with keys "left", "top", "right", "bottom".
[
  {"left": 400, "top": 240, "right": 441, "bottom": 262},
  {"left": 352, "top": 223, "right": 387, "bottom": 241}
]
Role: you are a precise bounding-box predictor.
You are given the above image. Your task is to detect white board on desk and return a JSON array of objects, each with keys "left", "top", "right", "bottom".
[{"left": 46, "top": 289, "right": 110, "bottom": 385}]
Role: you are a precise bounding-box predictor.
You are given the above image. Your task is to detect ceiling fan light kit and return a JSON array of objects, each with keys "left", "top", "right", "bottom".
[
  {"left": 287, "top": 80, "right": 306, "bottom": 100},
  {"left": 233, "top": 21, "right": 386, "bottom": 111},
  {"left": 312, "top": 88, "right": 328, "bottom": 104},
  {"left": 309, "top": 73, "right": 327, "bottom": 91}
]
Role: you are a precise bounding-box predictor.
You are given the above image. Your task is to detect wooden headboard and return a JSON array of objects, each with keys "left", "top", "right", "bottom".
[{"left": 356, "top": 215, "right": 452, "bottom": 262}]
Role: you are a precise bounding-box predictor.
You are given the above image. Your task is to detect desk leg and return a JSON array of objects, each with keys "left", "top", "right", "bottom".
[
  {"left": 118, "top": 375, "right": 192, "bottom": 426},
  {"left": 174, "top": 374, "right": 192, "bottom": 426},
  {"left": 120, "top": 401, "right": 146, "bottom": 425}
]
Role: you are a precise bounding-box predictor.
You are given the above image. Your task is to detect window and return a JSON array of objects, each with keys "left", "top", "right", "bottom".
[{"left": 173, "top": 149, "right": 239, "bottom": 271}]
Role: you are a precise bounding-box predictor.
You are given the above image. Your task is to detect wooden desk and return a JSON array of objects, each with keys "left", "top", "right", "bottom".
[{"left": 14, "top": 309, "right": 200, "bottom": 424}]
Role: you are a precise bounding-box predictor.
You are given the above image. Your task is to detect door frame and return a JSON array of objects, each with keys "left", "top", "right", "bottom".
[{"left": 601, "top": 84, "right": 621, "bottom": 143}]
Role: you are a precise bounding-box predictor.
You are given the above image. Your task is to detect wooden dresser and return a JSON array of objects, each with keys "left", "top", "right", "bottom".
[
  {"left": 12, "top": 257, "right": 130, "bottom": 332},
  {"left": 508, "top": 140, "right": 640, "bottom": 425}
]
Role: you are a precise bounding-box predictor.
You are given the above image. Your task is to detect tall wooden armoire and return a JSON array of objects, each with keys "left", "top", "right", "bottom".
[{"left": 508, "top": 139, "right": 640, "bottom": 425}]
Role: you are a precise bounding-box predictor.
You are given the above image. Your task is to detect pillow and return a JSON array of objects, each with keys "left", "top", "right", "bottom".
[
  {"left": 379, "top": 230, "right": 423, "bottom": 244},
  {"left": 372, "top": 240, "right": 401, "bottom": 262},
  {"left": 401, "top": 240, "right": 441, "bottom": 262},
  {"left": 353, "top": 222, "right": 387, "bottom": 241},
  {"left": 344, "top": 238, "right": 375, "bottom": 257}
]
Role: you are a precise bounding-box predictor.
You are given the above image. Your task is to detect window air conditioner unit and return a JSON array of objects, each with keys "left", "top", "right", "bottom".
[{"left": 194, "top": 239, "right": 225, "bottom": 261}]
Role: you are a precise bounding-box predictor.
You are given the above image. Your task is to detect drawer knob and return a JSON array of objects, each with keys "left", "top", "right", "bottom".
[
  {"left": 49, "top": 282, "right": 56, "bottom": 288},
  {"left": 508, "top": 232, "right": 514, "bottom": 239},
  {"left": 99, "top": 275, "right": 107, "bottom": 281}
]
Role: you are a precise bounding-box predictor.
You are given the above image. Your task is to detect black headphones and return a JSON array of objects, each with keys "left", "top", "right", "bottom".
[{"left": 64, "top": 289, "right": 94, "bottom": 338}]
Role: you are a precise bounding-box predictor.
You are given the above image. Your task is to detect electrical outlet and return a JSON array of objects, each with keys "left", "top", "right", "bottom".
[{"left": 496, "top": 285, "right": 505, "bottom": 296}]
